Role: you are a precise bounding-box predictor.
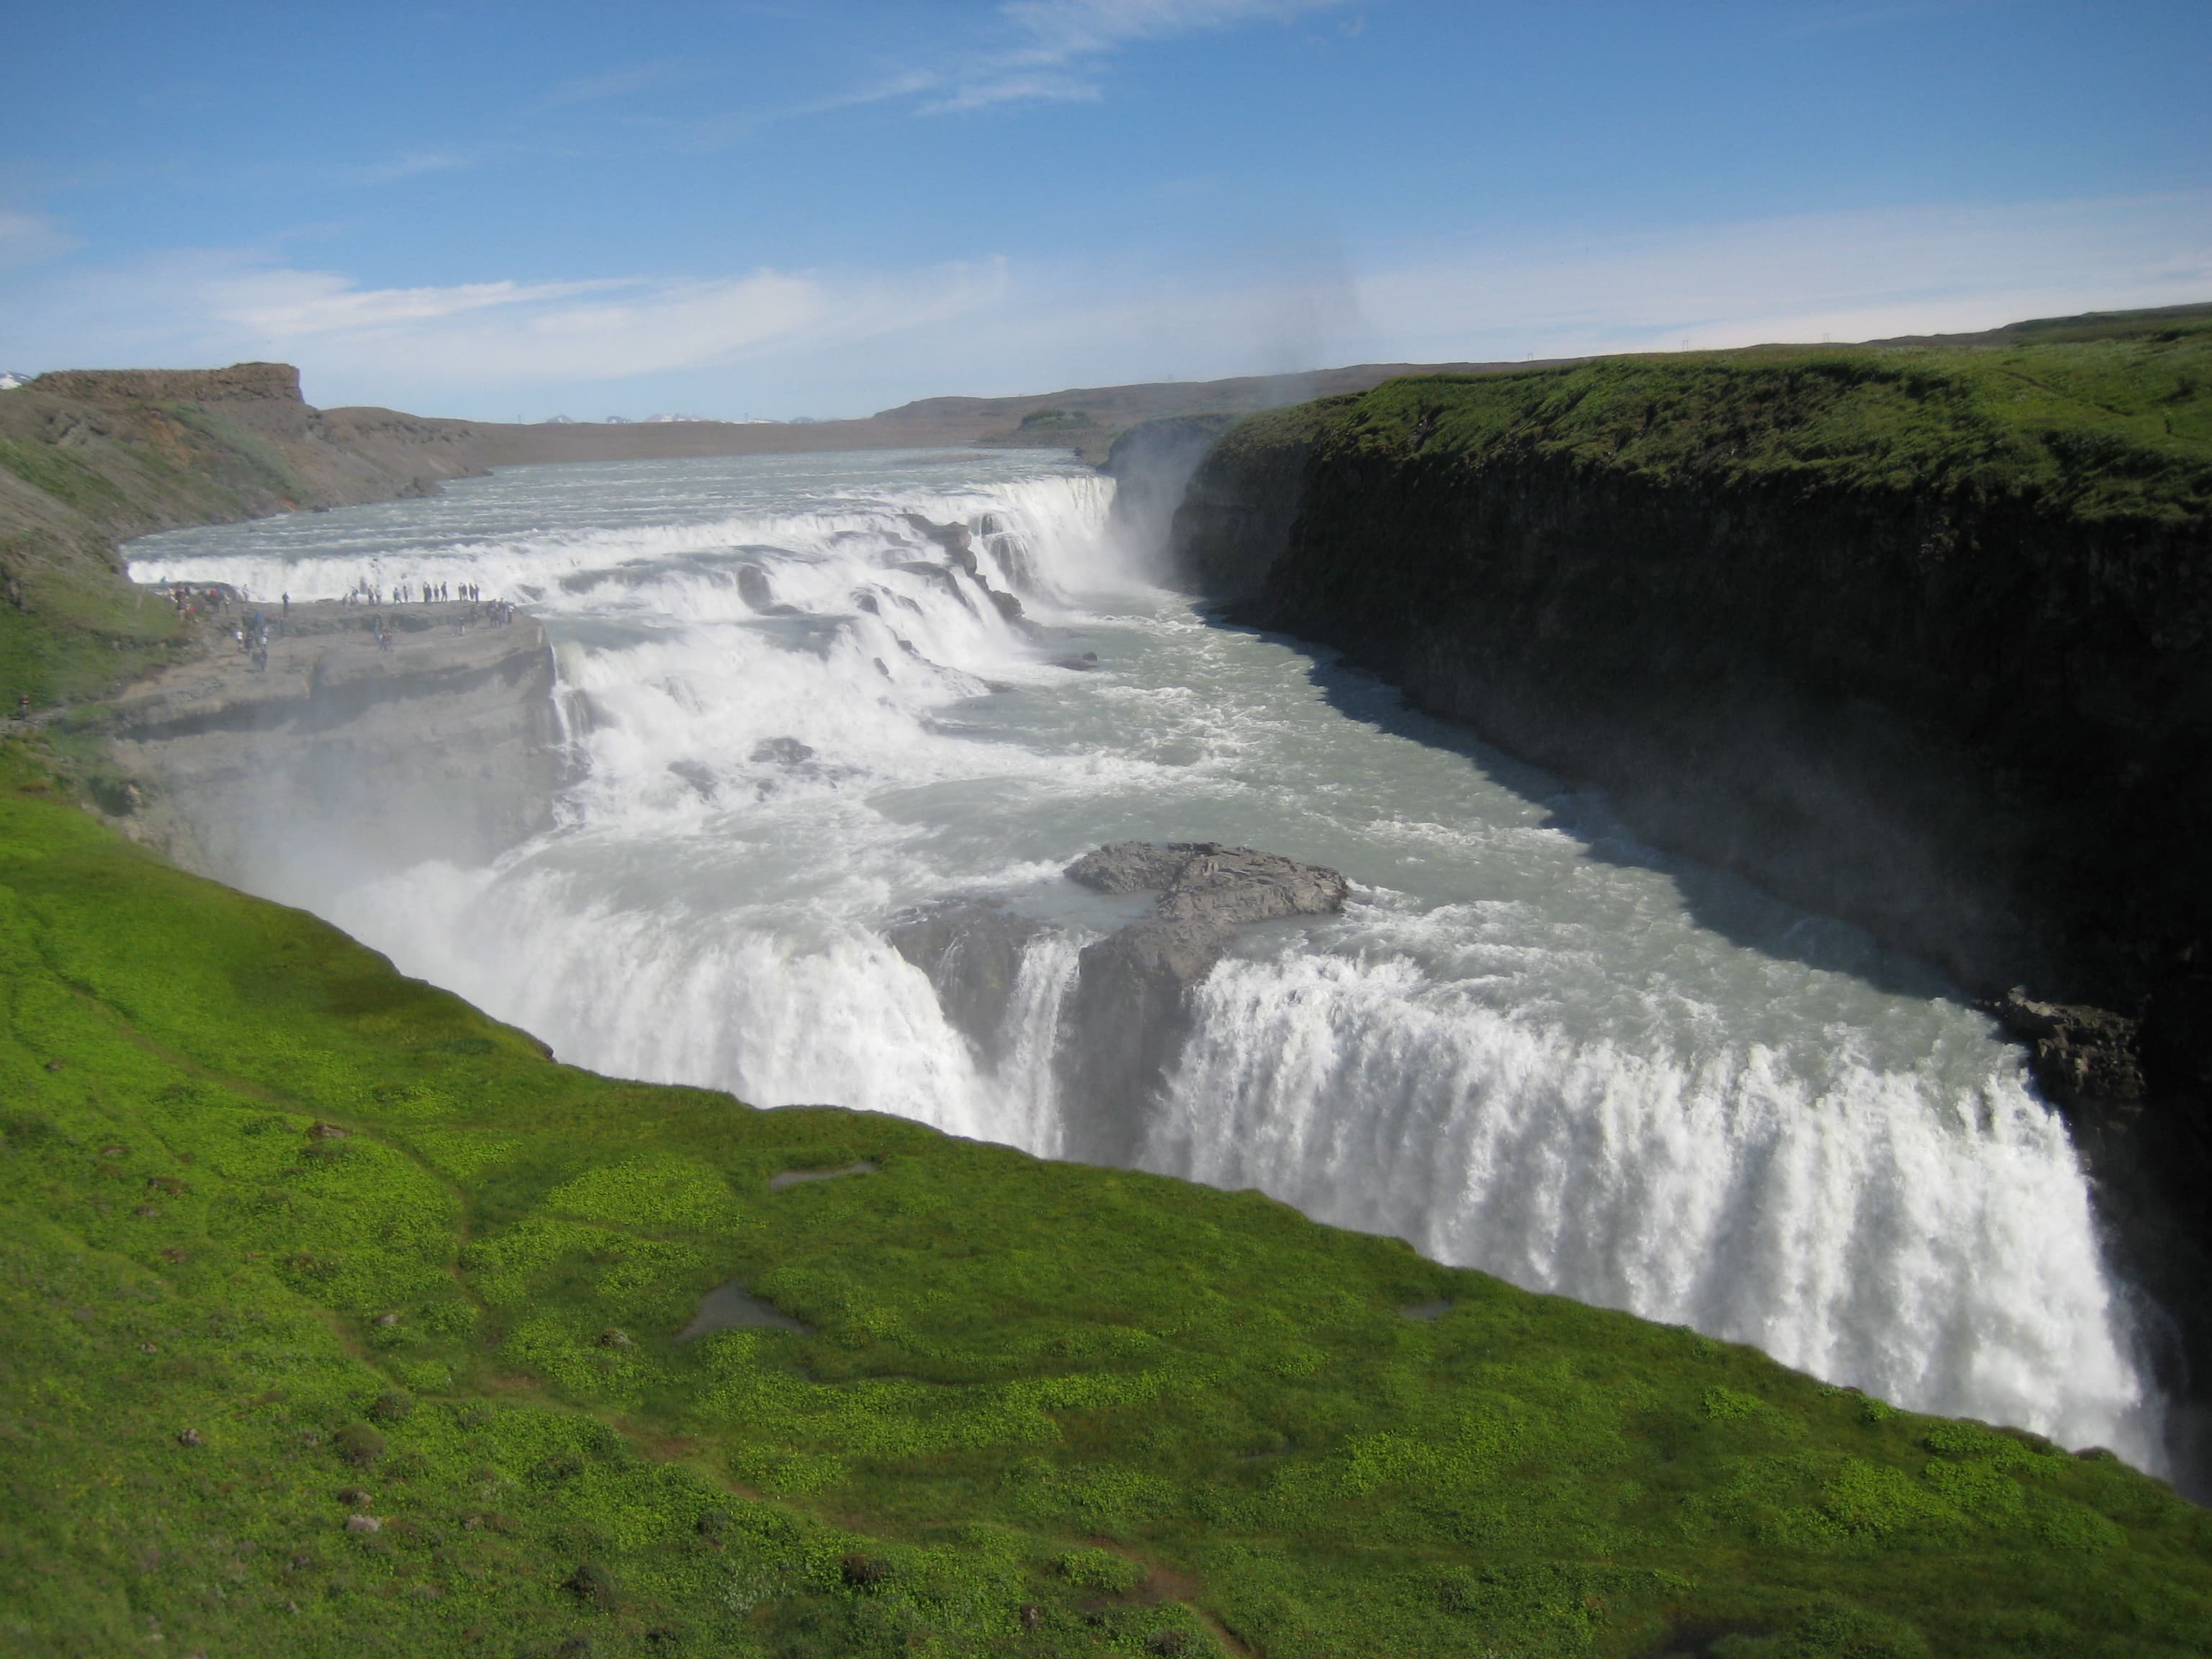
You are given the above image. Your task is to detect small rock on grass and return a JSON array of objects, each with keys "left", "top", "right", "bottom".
[
  {"left": 344, "top": 1514, "right": 381, "bottom": 1535},
  {"left": 564, "top": 1561, "right": 619, "bottom": 1609},
  {"left": 334, "top": 1424, "right": 385, "bottom": 1465},
  {"left": 366, "top": 1389, "right": 413, "bottom": 1423},
  {"left": 175, "top": 1428, "right": 203, "bottom": 1447}
]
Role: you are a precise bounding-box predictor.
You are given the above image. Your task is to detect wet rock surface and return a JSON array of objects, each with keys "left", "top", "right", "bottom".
[
  {"left": 899, "top": 512, "right": 1034, "bottom": 624},
  {"left": 1061, "top": 842, "right": 1348, "bottom": 1163},
  {"left": 889, "top": 844, "right": 1349, "bottom": 1163},
  {"left": 1072, "top": 841, "right": 1352, "bottom": 926},
  {"left": 886, "top": 901, "right": 1053, "bottom": 1065},
  {"left": 749, "top": 736, "right": 816, "bottom": 766},
  {"left": 1983, "top": 989, "right": 2146, "bottom": 1157}
]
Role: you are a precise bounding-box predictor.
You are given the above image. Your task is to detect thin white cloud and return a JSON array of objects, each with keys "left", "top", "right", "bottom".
[
  {"left": 543, "top": 60, "right": 686, "bottom": 107},
  {"left": 0, "top": 190, "right": 2200, "bottom": 418},
  {"left": 1356, "top": 191, "right": 2212, "bottom": 362},
  {"left": 0, "top": 248, "right": 1008, "bottom": 403},
  {"left": 685, "top": 1, "right": 1351, "bottom": 140},
  {"left": 354, "top": 150, "right": 476, "bottom": 186},
  {"left": 801, "top": 0, "right": 1354, "bottom": 117},
  {"left": 216, "top": 272, "right": 630, "bottom": 337},
  {"left": 935, "top": 0, "right": 1350, "bottom": 111},
  {"left": 0, "top": 209, "right": 81, "bottom": 272}
]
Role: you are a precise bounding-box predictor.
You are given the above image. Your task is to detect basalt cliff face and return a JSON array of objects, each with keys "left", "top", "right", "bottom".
[{"left": 1166, "top": 314, "right": 2212, "bottom": 1318}]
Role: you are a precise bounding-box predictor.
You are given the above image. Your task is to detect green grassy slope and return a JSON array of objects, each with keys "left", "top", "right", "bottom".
[
  {"left": 0, "top": 366, "right": 482, "bottom": 713},
  {"left": 1, "top": 736, "right": 2208, "bottom": 1659},
  {"left": 1212, "top": 307, "right": 2212, "bottom": 520},
  {"left": 0, "top": 373, "right": 347, "bottom": 709}
]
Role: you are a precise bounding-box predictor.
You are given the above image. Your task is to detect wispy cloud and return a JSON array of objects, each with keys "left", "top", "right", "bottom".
[
  {"left": 928, "top": 0, "right": 1353, "bottom": 112},
  {"left": 0, "top": 209, "right": 81, "bottom": 272},
  {"left": 543, "top": 59, "right": 688, "bottom": 108},
  {"left": 2, "top": 190, "right": 2200, "bottom": 418},
  {"left": 226, "top": 273, "right": 631, "bottom": 337},
  {"left": 775, "top": 0, "right": 1353, "bottom": 120},
  {"left": 1355, "top": 191, "right": 2212, "bottom": 362},
  {"left": 0, "top": 247, "right": 1008, "bottom": 403},
  {"left": 354, "top": 150, "right": 476, "bottom": 186}
]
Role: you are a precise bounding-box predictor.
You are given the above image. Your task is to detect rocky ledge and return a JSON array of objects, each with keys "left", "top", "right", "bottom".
[
  {"left": 886, "top": 842, "right": 1349, "bottom": 1164},
  {"left": 1066, "top": 839, "right": 1349, "bottom": 983},
  {"left": 1063, "top": 842, "right": 1348, "bottom": 1163},
  {"left": 106, "top": 598, "right": 564, "bottom": 891}
]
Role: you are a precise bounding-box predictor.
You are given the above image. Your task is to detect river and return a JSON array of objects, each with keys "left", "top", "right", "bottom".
[{"left": 124, "top": 446, "right": 2163, "bottom": 1471}]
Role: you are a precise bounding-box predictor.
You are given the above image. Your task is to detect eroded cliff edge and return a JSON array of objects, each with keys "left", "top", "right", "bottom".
[
  {"left": 1166, "top": 309, "right": 2212, "bottom": 1349},
  {"left": 107, "top": 601, "right": 564, "bottom": 893}
]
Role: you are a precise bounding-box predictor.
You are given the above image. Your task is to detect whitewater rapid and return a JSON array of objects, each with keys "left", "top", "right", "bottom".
[{"left": 125, "top": 449, "right": 2162, "bottom": 1469}]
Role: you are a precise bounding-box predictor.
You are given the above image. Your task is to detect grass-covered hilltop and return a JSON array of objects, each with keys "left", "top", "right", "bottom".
[{"left": 2, "top": 323, "right": 2212, "bottom": 1655}]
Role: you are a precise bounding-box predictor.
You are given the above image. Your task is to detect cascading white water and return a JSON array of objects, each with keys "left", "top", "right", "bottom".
[
  {"left": 1155, "top": 953, "right": 2138, "bottom": 1444},
  {"left": 125, "top": 448, "right": 2164, "bottom": 1470}
]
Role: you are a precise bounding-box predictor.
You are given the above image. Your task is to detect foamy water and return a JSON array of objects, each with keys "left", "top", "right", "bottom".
[{"left": 126, "top": 449, "right": 2163, "bottom": 1468}]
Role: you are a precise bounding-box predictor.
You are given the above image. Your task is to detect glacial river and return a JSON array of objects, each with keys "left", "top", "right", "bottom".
[{"left": 125, "top": 449, "right": 2163, "bottom": 1470}]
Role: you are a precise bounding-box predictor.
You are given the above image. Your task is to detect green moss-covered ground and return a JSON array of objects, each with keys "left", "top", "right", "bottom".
[
  {"left": 1213, "top": 305, "right": 2212, "bottom": 526},
  {"left": 0, "top": 736, "right": 2208, "bottom": 1658}
]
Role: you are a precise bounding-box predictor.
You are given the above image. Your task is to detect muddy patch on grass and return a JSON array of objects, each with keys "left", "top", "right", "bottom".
[
  {"left": 677, "top": 1282, "right": 810, "bottom": 1341},
  {"left": 768, "top": 1161, "right": 876, "bottom": 1192}
]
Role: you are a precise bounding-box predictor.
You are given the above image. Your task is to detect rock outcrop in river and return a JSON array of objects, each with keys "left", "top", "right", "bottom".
[
  {"left": 890, "top": 842, "right": 1349, "bottom": 1164},
  {"left": 1061, "top": 843, "right": 1349, "bottom": 1159}
]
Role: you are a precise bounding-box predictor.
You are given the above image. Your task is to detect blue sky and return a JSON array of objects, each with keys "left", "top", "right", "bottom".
[{"left": 2, "top": 1, "right": 2206, "bottom": 419}]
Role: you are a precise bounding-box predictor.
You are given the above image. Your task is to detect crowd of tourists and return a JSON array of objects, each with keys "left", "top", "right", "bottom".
[
  {"left": 340, "top": 577, "right": 518, "bottom": 629},
  {"left": 152, "top": 577, "right": 521, "bottom": 667}
]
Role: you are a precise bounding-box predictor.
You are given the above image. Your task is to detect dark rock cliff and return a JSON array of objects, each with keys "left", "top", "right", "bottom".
[{"left": 1166, "top": 332, "right": 2212, "bottom": 1421}]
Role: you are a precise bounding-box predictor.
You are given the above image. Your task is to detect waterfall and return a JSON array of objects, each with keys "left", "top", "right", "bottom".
[{"left": 123, "top": 446, "right": 2166, "bottom": 1473}]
